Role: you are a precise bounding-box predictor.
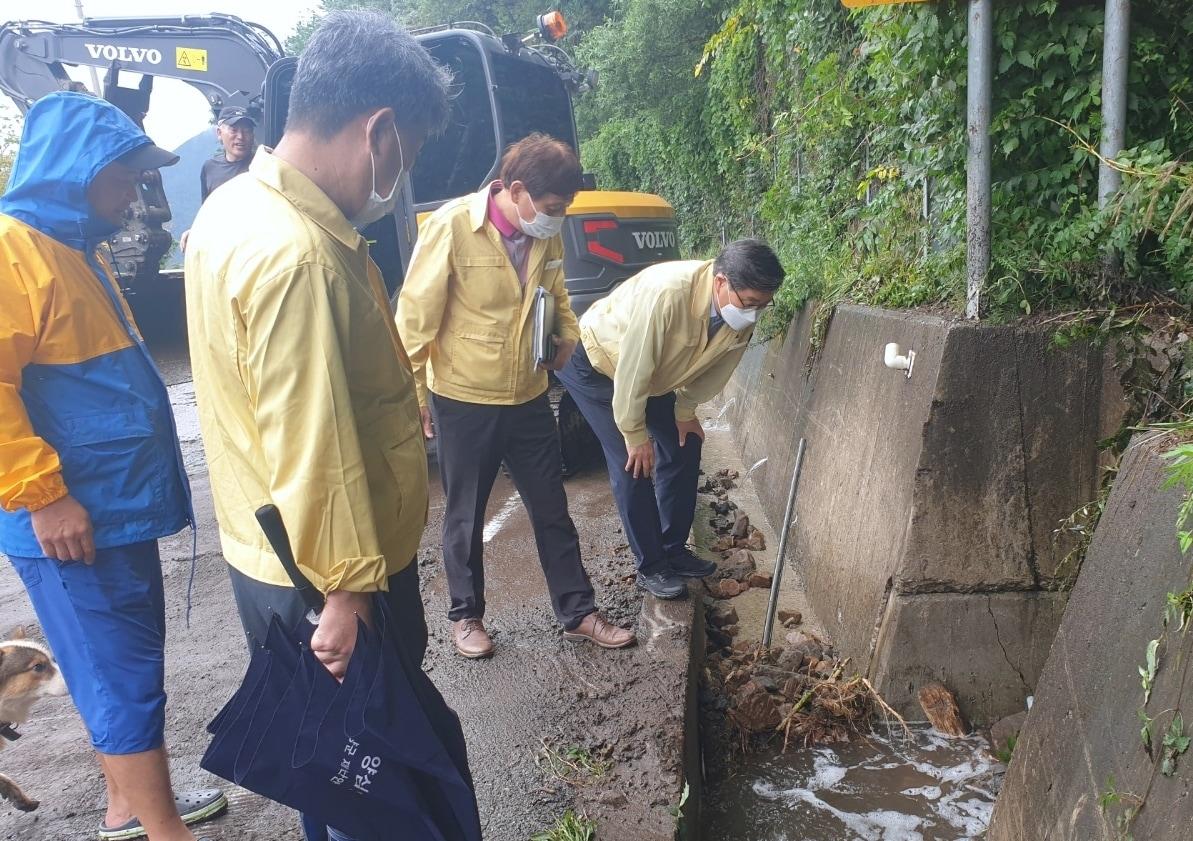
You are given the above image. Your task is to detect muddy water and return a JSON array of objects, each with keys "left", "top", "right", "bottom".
[{"left": 703, "top": 726, "right": 1002, "bottom": 841}]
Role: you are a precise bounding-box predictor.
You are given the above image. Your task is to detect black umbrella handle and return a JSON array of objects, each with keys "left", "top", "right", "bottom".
[{"left": 255, "top": 504, "right": 325, "bottom": 616}]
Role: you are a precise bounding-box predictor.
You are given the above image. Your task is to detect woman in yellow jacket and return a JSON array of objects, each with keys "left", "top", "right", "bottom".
[{"left": 397, "top": 134, "right": 634, "bottom": 658}]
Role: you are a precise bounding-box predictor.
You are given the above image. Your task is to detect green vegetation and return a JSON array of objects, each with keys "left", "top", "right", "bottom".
[
  {"left": 1098, "top": 774, "right": 1141, "bottom": 841},
  {"left": 530, "top": 811, "right": 597, "bottom": 841},
  {"left": 286, "top": 1, "right": 613, "bottom": 54},
  {"left": 289, "top": 2, "right": 1193, "bottom": 329},
  {"left": 668, "top": 780, "right": 690, "bottom": 823},
  {"left": 1162, "top": 433, "right": 1193, "bottom": 554},
  {"left": 535, "top": 740, "right": 610, "bottom": 785},
  {"left": 994, "top": 733, "right": 1018, "bottom": 765},
  {"left": 0, "top": 118, "right": 19, "bottom": 193},
  {"left": 579, "top": 0, "right": 1193, "bottom": 331}
]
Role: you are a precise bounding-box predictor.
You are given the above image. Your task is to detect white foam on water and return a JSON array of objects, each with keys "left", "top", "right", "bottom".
[
  {"left": 742, "top": 726, "right": 1000, "bottom": 841},
  {"left": 901, "top": 786, "right": 942, "bottom": 800},
  {"left": 808, "top": 749, "right": 848, "bottom": 790},
  {"left": 935, "top": 792, "right": 994, "bottom": 836},
  {"left": 786, "top": 788, "right": 926, "bottom": 841}
]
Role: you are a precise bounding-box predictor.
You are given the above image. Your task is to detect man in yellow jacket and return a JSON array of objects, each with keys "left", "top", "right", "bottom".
[
  {"left": 184, "top": 13, "right": 478, "bottom": 841},
  {"left": 398, "top": 134, "right": 634, "bottom": 658},
  {"left": 556, "top": 240, "right": 785, "bottom": 599}
]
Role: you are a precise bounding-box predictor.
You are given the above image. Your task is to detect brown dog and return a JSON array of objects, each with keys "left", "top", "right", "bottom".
[{"left": 0, "top": 627, "right": 67, "bottom": 812}]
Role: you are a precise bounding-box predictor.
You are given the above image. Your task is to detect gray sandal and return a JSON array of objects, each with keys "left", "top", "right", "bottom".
[{"left": 97, "top": 788, "right": 227, "bottom": 840}]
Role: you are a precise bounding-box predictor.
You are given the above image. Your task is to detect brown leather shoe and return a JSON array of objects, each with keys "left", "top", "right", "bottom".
[
  {"left": 453, "top": 618, "right": 495, "bottom": 659},
  {"left": 563, "top": 612, "right": 636, "bottom": 649}
]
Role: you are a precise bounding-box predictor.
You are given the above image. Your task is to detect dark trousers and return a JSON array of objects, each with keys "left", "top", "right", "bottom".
[
  {"left": 556, "top": 343, "right": 703, "bottom": 576},
  {"left": 431, "top": 391, "right": 596, "bottom": 630},
  {"left": 228, "top": 560, "right": 430, "bottom": 841}
]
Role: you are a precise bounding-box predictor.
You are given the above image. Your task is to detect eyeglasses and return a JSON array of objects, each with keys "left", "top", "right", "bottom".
[{"left": 726, "top": 279, "right": 774, "bottom": 311}]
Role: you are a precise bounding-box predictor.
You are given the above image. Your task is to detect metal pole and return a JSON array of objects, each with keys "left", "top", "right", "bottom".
[
  {"left": 762, "top": 438, "right": 807, "bottom": 648},
  {"left": 965, "top": 0, "right": 993, "bottom": 321},
  {"left": 74, "top": 0, "right": 103, "bottom": 94},
  {"left": 1099, "top": 0, "right": 1130, "bottom": 210}
]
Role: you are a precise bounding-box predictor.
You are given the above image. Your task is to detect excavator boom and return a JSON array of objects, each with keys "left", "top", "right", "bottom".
[{"left": 0, "top": 15, "right": 280, "bottom": 115}]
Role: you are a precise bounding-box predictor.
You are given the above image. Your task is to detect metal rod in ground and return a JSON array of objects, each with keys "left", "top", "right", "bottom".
[
  {"left": 965, "top": 0, "right": 993, "bottom": 321},
  {"left": 762, "top": 438, "right": 807, "bottom": 648}
]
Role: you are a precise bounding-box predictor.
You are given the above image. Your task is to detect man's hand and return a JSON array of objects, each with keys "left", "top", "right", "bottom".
[
  {"left": 30, "top": 495, "right": 95, "bottom": 565},
  {"left": 179, "top": 230, "right": 190, "bottom": 253},
  {"left": 419, "top": 405, "right": 435, "bottom": 440},
  {"left": 625, "top": 440, "right": 655, "bottom": 479},
  {"left": 541, "top": 337, "right": 577, "bottom": 372},
  {"left": 311, "top": 590, "right": 373, "bottom": 681},
  {"left": 676, "top": 418, "right": 705, "bottom": 447}
]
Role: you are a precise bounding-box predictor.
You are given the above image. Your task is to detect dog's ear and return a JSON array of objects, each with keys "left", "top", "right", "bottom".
[{"left": 9, "top": 626, "right": 26, "bottom": 640}]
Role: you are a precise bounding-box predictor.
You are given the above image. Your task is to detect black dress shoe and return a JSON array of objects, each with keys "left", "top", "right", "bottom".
[
  {"left": 666, "top": 547, "right": 718, "bottom": 578},
  {"left": 636, "top": 571, "right": 688, "bottom": 599}
]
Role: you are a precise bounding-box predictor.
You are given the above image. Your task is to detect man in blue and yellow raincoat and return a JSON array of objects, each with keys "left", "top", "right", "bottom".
[{"left": 0, "top": 92, "right": 224, "bottom": 841}]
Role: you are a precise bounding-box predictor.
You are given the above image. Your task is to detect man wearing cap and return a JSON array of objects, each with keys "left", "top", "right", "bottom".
[
  {"left": 200, "top": 106, "right": 256, "bottom": 201},
  {"left": 179, "top": 107, "right": 255, "bottom": 253},
  {"left": 0, "top": 92, "right": 224, "bottom": 841}
]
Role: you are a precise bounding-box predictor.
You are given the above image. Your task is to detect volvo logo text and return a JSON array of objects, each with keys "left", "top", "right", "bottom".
[
  {"left": 631, "top": 230, "right": 676, "bottom": 250},
  {"left": 83, "top": 44, "right": 163, "bottom": 65}
]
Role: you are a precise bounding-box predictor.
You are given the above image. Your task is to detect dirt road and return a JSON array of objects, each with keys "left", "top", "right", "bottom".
[{"left": 0, "top": 341, "right": 693, "bottom": 841}]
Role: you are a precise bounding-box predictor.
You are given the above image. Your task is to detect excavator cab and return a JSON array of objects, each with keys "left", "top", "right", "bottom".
[{"left": 411, "top": 25, "right": 680, "bottom": 317}]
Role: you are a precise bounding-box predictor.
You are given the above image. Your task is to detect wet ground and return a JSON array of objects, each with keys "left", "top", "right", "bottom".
[
  {"left": 0, "top": 335, "right": 694, "bottom": 840},
  {"left": 703, "top": 726, "right": 1001, "bottom": 841}
]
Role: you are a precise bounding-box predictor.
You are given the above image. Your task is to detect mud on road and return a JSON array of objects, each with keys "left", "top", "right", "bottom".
[{"left": 0, "top": 340, "right": 694, "bottom": 841}]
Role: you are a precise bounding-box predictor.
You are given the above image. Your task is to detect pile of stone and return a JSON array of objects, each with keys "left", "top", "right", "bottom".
[
  {"left": 700, "top": 469, "right": 768, "bottom": 554},
  {"left": 697, "top": 467, "right": 898, "bottom": 753}
]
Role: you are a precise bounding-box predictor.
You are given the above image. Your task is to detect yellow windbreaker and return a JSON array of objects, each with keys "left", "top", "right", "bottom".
[
  {"left": 184, "top": 150, "right": 428, "bottom": 593},
  {"left": 396, "top": 185, "right": 580, "bottom": 407},
  {"left": 579, "top": 259, "right": 753, "bottom": 448}
]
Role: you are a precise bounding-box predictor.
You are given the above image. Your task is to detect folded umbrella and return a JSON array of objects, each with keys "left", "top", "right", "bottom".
[{"left": 201, "top": 505, "right": 481, "bottom": 841}]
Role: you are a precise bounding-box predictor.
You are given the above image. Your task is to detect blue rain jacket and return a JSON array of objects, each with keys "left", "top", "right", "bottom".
[{"left": 0, "top": 92, "right": 190, "bottom": 556}]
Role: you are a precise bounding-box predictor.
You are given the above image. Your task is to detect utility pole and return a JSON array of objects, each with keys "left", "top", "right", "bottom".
[
  {"left": 74, "top": 0, "right": 103, "bottom": 94},
  {"left": 1098, "top": 0, "right": 1130, "bottom": 211},
  {"left": 965, "top": 0, "right": 993, "bottom": 321}
]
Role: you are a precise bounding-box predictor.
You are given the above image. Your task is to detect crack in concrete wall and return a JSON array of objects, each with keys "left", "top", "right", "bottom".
[
  {"left": 1012, "top": 335, "right": 1043, "bottom": 589},
  {"left": 986, "top": 594, "right": 1032, "bottom": 694}
]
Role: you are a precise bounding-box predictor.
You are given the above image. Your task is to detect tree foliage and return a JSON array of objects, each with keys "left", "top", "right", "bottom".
[
  {"left": 286, "top": 0, "right": 614, "bottom": 53},
  {"left": 0, "top": 117, "right": 20, "bottom": 194},
  {"left": 284, "top": 0, "right": 1193, "bottom": 328},
  {"left": 579, "top": 0, "right": 1193, "bottom": 327}
]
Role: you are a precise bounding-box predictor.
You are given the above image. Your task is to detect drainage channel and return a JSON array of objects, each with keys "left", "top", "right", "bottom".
[
  {"left": 687, "top": 416, "right": 1004, "bottom": 841},
  {"left": 699, "top": 725, "right": 1001, "bottom": 841}
]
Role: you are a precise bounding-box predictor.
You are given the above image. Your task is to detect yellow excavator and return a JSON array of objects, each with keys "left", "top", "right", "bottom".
[
  {"left": 0, "top": 11, "right": 679, "bottom": 315},
  {"left": 0, "top": 10, "right": 678, "bottom": 468}
]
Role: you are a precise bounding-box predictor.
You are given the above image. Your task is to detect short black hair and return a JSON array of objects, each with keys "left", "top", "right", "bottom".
[
  {"left": 714, "top": 238, "right": 785, "bottom": 293},
  {"left": 286, "top": 11, "right": 452, "bottom": 140}
]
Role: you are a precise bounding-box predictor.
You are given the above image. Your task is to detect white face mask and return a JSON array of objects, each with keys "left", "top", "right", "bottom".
[
  {"left": 718, "top": 279, "right": 759, "bottom": 331},
  {"left": 350, "top": 124, "right": 404, "bottom": 229},
  {"left": 517, "top": 194, "right": 565, "bottom": 239}
]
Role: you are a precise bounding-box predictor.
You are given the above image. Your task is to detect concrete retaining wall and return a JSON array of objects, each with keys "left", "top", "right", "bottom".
[
  {"left": 724, "top": 305, "right": 1123, "bottom": 722},
  {"left": 988, "top": 434, "right": 1193, "bottom": 841}
]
